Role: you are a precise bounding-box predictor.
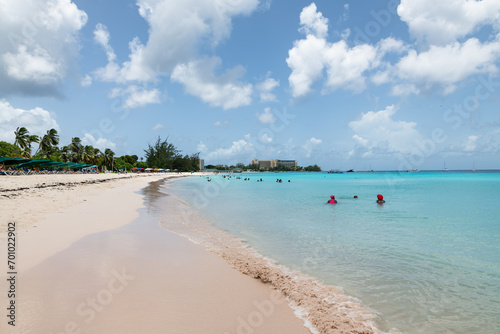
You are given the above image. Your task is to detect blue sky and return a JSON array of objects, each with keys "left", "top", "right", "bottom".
[{"left": 1, "top": 0, "right": 499, "bottom": 170}]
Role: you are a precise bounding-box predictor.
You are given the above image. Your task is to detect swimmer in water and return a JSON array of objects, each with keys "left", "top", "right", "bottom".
[
  {"left": 327, "top": 195, "right": 337, "bottom": 204},
  {"left": 376, "top": 194, "right": 385, "bottom": 203}
]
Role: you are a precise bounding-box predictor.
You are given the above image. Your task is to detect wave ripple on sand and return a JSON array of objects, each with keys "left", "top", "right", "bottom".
[{"left": 154, "top": 180, "right": 383, "bottom": 334}]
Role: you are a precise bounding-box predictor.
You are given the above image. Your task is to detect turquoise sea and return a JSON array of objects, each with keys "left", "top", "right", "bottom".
[{"left": 163, "top": 171, "right": 500, "bottom": 333}]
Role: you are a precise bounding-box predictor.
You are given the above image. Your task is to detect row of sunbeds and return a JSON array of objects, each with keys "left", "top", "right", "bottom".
[{"left": 0, "top": 166, "right": 98, "bottom": 175}]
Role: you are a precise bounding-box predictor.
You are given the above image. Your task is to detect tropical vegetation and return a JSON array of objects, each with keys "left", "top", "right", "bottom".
[
  {"left": 2, "top": 129, "right": 201, "bottom": 172},
  {"left": 3, "top": 127, "right": 117, "bottom": 170},
  {"left": 144, "top": 137, "right": 200, "bottom": 171},
  {"left": 3, "top": 128, "right": 320, "bottom": 172},
  {"left": 204, "top": 163, "right": 322, "bottom": 172}
]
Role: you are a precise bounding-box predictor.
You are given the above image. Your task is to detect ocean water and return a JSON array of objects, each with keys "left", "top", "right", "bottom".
[{"left": 162, "top": 172, "right": 500, "bottom": 333}]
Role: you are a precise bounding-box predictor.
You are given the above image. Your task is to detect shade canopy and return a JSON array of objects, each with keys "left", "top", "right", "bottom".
[
  {"left": 17, "top": 159, "right": 53, "bottom": 167},
  {"left": 0, "top": 157, "right": 31, "bottom": 165},
  {"left": 0, "top": 157, "right": 98, "bottom": 170}
]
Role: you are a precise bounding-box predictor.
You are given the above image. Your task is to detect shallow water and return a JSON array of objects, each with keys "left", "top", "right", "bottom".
[{"left": 164, "top": 172, "right": 500, "bottom": 333}]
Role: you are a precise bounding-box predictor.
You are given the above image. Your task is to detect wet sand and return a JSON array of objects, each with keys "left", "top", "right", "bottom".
[
  {"left": 158, "top": 179, "right": 380, "bottom": 334},
  {"left": 0, "top": 174, "right": 309, "bottom": 333}
]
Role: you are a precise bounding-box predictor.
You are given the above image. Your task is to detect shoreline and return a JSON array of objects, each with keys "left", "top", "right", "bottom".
[
  {"left": 157, "top": 177, "right": 381, "bottom": 334},
  {"left": 0, "top": 173, "right": 186, "bottom": 233},
  {"left": 0, "top": 173, "right": 309, "bottom": 333}
]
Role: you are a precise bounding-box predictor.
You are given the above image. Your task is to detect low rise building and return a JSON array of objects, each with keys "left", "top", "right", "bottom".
[{"left": 252, "top": 159, "right": 297, "bottom": 170}]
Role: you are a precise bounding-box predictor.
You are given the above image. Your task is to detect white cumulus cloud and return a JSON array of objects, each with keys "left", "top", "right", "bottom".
[
  {"left": 348, "top": 105, "right": 423, "bottom": 156},
  {"left": 81, "top": 74, "right": 92, "bottom": 87},
  {"left": 151, "top": 123, "right": 164, "bottom": 131},
  {"left": 299, "top": 2, "right": 329, "bottom": 38},
  {"left": 257, "top": 77, "right": 279, "bottom": 102},
  {"left": 256, "top": 107, "right": 276, "bottom": 124},
  {"left": 134, "top": 0, "right": 259, "bottom": 73},
  {"left": 93, "top": 0, "right": 259, "bottom": 109},
  {"left": 302, "top": 137, "right": 322, "bottom": 158},
  {"left": 390, "top": 37, "right": 500, "bottom": 95},
  {"left": 398, "top": 0, "right": 500, "bottom": 46},
  {"left": 287, "top": 4, "right": 406, "bottom": 97},
  {"left": 171, "top": 57, "right": 252, "bottom": 109},
  {"left": 82, "top": 133, "right": 116, "bottom": 150},
  {"left": 0, "top": 100, "right": 59, "bottom": 142},
  {"left": 463, "top": 135, "right": 480, "bottom": 152},
  {"left": 0, "top": 0, "right": 87, "bottom": 96},
  {"left": 110, "top": 85, "right": 161, "bottom": 109},
  {"left": 197, "top": 134, "right": 256, "bottom": 163},
  {"left": 260, "top": 133, "right": 273, "bottom": 143}
]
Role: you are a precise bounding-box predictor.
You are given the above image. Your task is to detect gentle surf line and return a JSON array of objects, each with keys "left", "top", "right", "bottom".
[{"left": 155, "top": 179, "right": 383, "bottom": 334}]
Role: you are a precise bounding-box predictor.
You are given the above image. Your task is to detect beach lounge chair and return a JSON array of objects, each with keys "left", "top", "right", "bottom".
[
  {"left": 22, "top": 167, "right": 34, "bottom": 175},
  {"left": 9, "top": 167, "right": 23, "bottom": 175},
  {"left": 0, "top": 169, "right": 14, "bottom": 175}
]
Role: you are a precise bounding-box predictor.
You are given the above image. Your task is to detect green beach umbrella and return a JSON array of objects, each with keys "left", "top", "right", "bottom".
[
  {"left": 16, "top": 159, "right": 53, "bottom": 167},
  {"left": 0, "top": 157, "right": 31, "bottom": 165}
]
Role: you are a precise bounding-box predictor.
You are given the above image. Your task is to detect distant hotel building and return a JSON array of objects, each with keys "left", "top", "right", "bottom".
[
  {"left": 198, "top": 159, "right": 204, "bottom": 171},
  {"left": 252, "top": 159, "right": 298, "bottom": 170}
]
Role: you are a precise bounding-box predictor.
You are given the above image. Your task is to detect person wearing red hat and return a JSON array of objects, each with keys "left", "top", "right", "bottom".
[
  {"left": 376, "top": 194, "right": 385, "bottom": 204},
  {"left": 327, "top": 195, "right": 337, "bottom": 203}
]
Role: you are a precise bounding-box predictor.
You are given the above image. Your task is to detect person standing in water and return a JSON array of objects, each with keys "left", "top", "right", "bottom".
[
  {"left": 327, "top": 195, "right": 337, "bottom": 204},
  {"left": 376, "top": 194, "right": 385, "bottom": 203}
]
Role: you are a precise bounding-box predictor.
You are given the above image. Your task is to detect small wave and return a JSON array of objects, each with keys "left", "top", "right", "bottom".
[{"left": 151, "top": 182, "right": 383, "bottom": 334}]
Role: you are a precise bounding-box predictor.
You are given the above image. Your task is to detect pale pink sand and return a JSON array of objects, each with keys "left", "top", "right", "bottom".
[
  {"left": 0, "top": 173, "right": 177, "bottom": 234},
  {"left": 0, "top": 174, "right": 309, "bottom": 334}
]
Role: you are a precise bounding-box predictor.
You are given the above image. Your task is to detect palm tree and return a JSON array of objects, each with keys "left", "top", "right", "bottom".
[
  {"left": 14, "top": 127, "right": 30, "bottom": 153},
  {"left": 28, "top": 135, "right": 40, "bottom": 146},
  {"left": 37, "top": 129, "right": 59, "bottom": 158},
  {"left": 25, "top": 134, "right": 40, "bottom": 158},
  {"left": 21, "top": 146, "right": 32, "bottom": 158},
  {"left": 83, "top": 145, "right": 98, "bottom": 164},
  {"left": 94, "top": 148, "right": 102, "bottom": 164},
  {"left": 103, "top": 148, "right": 115, "bottom": 170},
  {"left": 60, "top": 145, "right": 71, "bottom": 162},
  {"left": 70, "top": 137, "right": 83, "bottom": 162}
]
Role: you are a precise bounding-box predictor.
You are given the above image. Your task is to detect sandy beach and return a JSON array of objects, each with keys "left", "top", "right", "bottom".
[{"left": 0, "top": 173, "right": 309, "bottom": 333}]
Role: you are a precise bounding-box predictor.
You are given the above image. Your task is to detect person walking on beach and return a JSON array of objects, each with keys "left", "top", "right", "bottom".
[
  {"left": 376, "top": 194, "right": 385, "bottom": 204},
  {"left": 327, "top": 195, "right": 337, "bottom": 204}
]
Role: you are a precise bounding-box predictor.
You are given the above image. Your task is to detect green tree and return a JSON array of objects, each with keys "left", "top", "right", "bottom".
[
  {"left": 70, "top": 137, "right": 83, "bottom": 162},
  {"left": 247, "top": 163, "right": 259, "bottom": 171},
  {"left": 82, "top": 145, "right": 96, "bottom": 164},
  {"left": 36, "top": 129, "right": 59, "bottom": 158},
  {"left": 103, "top": 148, "right": 115, "bottom": 170},
  {"left": 172, "top": 153, "right": 200, "bottom": 172},
  {"left": 120, "top": 155, "right": 138, "bottom": 165},
  {"left": 144, "top": 137, "right": 179, "bottom": 169},
  {"left": 21, "top": 134, "right": 40, "bottom": 158},
  {"left": 14, "top": 127, "right": 30, "bottom": 153},
  {"left": 93, "top": 148, "right": 102, "bottom": 165},
  {"left": 304, "top": 164, "right": 321, "bottom": 172},
  {"left": 21, "top": 146, "right": 32, "bottom": 158},
  {"left": 134, "top": 161, "right": 148, "bottom": 169},
  {"left": 0, "top": 141, "right": 20, "bottom": 157},
  {"left": 46, "top": 146, "right": 63, "bottom": 162},
  {"left": 60, "top": 145, "right": 71, "bottom": 162}
]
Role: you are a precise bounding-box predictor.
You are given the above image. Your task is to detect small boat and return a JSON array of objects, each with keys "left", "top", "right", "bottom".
[
  {"left": 442, "top": 162, "right": 449, "bottom": 172},
  {"left": 328, "top": 169, "right": 343, "bottom": 174}
]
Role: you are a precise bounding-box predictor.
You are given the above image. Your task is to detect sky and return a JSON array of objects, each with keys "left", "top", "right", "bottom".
[{"left": 1, "top": 0, "right": 499, "bottom": 170}]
